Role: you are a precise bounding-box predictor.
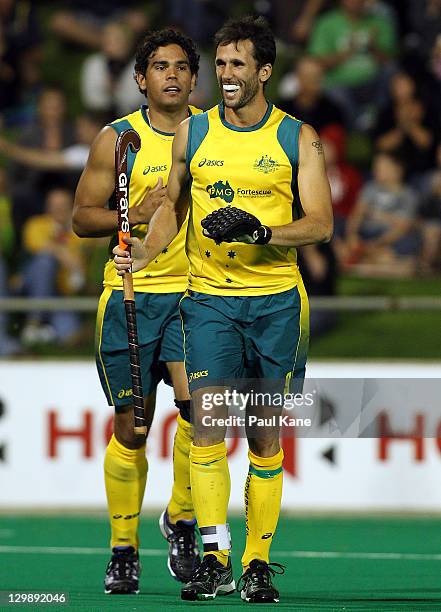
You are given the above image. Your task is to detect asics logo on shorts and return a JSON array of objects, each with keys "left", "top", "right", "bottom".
[
  {"left": 118, "top": 388, "right": 133, "bottom": 399},
  {"left": 189, "top": 370, "right": 208, "bottom": 382}
]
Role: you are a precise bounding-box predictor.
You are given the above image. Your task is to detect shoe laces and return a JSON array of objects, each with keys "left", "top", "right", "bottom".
[
  {"left": 237, "top": 561, "right": 285, "bottom": 592},
  {"left": 108, "top": 548, "right": 138, "bottom": 579},
  {"left": 168, "top": 522, "right": 197, "bottom": 557},
  {"left": 188, "top": 554, "right": 219, "bottom": 582}
]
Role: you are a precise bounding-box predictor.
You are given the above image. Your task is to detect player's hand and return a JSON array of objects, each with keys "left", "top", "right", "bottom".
[
  {"left": 201, "top": 206, "right": 272, "bottom": 245},
  {"left": 129, "top": 177, "right": 166, "bottom": 225},
  {"left": 113, "top": 237, "right": 149, "bottom": 275}
]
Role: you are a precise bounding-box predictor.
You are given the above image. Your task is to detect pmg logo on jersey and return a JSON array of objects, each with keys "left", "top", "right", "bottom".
[
  {"left": 198, "top": 158, "right": 224, "bottom": 167},
  {"left": 206, "top": 180, "right": 235, "bottom": 203},
  {"left": 143, "top": 164, "right": 167, "bottom": 175},
  {"left": 253, "top": 154, "right": 280, "bottom": 174}
]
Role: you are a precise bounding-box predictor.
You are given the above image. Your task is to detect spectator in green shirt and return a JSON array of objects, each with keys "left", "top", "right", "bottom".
[{"left": 308, "top": 0, "right": 397, "bottom": 128}]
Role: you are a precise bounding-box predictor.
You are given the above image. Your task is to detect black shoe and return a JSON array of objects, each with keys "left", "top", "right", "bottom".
[
  {"left": 237, "top": 559, "right": 285, "bottom": 603},
  {"left": 104, "top": 546, "right": 141, "bottom": 594},
  {"left": 181, "top": 554, "right": 235, "bottom": 601},
  {"left": 159, "top": 510, "right": 201, "bottom": 582}
]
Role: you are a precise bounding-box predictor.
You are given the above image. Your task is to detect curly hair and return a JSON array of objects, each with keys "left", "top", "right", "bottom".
[
  {"left": 214, "top": 15, "right": 276, "bottom": 69},
  {"left": 134, "top": 29, "right": 199, "bottom": 95}
]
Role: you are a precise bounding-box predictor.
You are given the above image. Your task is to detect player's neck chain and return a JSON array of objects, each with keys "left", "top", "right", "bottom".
[{"left": 146, "top": 108, "right": 189, "bottom": 140}]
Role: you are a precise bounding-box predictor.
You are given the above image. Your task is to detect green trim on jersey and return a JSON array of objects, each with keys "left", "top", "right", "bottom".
[
  {"left": 276, "top": 115, "right": 302, "bottom": 168},
  {"left": 186, "top": 112, "right": 209, "bottom": 174},
  {"left": 277, "top": 114, "right": 303, "bottom": 219},
  {"left": 141, "top": 104, "right": 195, "bottom": 136},
  {"left": 218, "top": 101, "right": 273, "bottom": 132},
  {"left": 109, "top": 118, "right": 138, "bottom": 179}
]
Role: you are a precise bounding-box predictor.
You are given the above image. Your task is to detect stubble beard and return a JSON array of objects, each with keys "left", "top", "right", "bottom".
[{"left": 221, "top": 72, "right": 260, "bottom": 110}]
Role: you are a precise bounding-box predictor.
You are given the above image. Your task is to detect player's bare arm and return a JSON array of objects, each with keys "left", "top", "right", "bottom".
[
  {"left": 269, "top": 123, "right": 333, "bottom": 246},
  {"left": 113, "top": 119, "right": 190, "bottom": 274},
  {"left": 72, "top": 127, "right": 165, "bottom": 237}
]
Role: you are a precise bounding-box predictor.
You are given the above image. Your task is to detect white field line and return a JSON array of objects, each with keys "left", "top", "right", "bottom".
[{"left": 1, "top": 546, "right": 441, "bottom": 561}]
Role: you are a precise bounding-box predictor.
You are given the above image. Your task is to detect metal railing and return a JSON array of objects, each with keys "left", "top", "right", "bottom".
[{"left": 1, "top": 296, "right": 441, "bottom": 312}]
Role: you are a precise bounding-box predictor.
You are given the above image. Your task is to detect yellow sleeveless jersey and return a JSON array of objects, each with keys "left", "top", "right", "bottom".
[
  {"left": 186, "top": 102, "right": 304, "bottom": 296},
  {"left": 103, "top": 104, "right": 202, "bottom": 293}
]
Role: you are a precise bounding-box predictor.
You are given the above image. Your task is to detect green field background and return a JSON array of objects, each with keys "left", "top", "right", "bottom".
[{"left": 2, "top": 514, "right": 441, "bottom": 611}]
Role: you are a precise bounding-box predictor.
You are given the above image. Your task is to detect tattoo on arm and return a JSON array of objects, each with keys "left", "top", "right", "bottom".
[{"left": 312, "top": 140, "right": 324, "bottom": 155}]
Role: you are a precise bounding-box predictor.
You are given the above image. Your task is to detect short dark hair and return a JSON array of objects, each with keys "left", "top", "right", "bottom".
[
  {"left": 134, "top": 29, "right": 200, "bottom": 79},
  {"left": 214, "top": 16, "right": 276, "bottom": 69}
]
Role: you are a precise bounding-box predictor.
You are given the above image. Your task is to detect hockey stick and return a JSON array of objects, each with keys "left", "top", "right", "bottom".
[{"left": 115, "top": 128, "right": 147, "bottom": 435}]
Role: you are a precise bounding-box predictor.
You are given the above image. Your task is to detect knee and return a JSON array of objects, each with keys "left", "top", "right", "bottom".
[
  {"left": 114, "top": 410, "right": 146, "bottom": 450},
  {"left": 115, "top": 428, "right": 146, "bottom": 450},
  {"left": 192, "top": 434, "right": 225, "bottom": 447},
  {"left": 248, "top": 438, "right": 280, "bottom": 458}
]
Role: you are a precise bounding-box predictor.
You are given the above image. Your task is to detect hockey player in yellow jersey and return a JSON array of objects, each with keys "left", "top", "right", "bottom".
[
  {"left": 114, "top": 17, "right": 333, "bottom": 603},
  {"left": 73, "top": 30, "right": 203, "bottom": 594}
]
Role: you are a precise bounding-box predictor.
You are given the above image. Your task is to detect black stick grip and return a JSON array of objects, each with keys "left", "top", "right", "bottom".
[{"left": 124, "top": 299, "right": 145, "bottom": 432}]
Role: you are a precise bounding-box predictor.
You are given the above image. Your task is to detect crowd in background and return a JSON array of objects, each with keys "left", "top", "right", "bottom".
[{"left": 0, "top": 0, "right": 440, "bottom": 353}]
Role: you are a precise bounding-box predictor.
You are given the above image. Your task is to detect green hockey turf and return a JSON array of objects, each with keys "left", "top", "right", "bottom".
[{"left": 1, "top": 515, "right": 441, "bottom": 611}]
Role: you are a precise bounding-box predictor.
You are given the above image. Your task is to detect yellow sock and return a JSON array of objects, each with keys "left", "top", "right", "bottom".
[
  {"left": 242, "top": 448, "right": 284, "bottom": 570},
  {"left": 190, "top": 441, "right": 231, "bottom": 566},
  {"left": 104, "top": 434, "right": 148, "bottom": 549},
  {"left": 167, "top": 414, "right": 194, "bottom": 523}
]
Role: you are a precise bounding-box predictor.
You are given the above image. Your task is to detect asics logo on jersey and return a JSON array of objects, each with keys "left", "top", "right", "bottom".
[
  {"left": 143, "top": 164, "right": 167, "bottom": 175},
  {"left": 198, "top": 158, "right": 224, "bottom": 167},
  {"left": 206, "top": 180, "right": 234, "bottom": 204}
]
